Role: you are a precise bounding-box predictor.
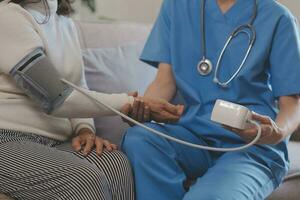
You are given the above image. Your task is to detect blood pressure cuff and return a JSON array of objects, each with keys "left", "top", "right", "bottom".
[{"left": 9, "top": 48, "right": 73, "bottom": 114}]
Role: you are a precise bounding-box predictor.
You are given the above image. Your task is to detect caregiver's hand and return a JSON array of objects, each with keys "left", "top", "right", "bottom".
[
  {"left": 72, "top": 128, "right": 117, "bottom": 156},
  {"left": 226, "top": 112, "right": 286, "bottom": 145},
  {"left": 140, "top": 97, "right": 184, "bottom": 123}
]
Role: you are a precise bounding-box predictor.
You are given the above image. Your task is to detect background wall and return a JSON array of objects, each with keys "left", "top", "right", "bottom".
[
  {"left": 279, "top": 0, "right": 300, "bottom": 20},
  {"left": 74, "top": 0, "right": 300, "bottom": 23},
  {"left": 97, "top": 0, "right": 162, "bottom": 23}
]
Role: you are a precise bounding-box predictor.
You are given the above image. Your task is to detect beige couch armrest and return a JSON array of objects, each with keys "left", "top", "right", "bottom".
[{"left": 291, "top": 129, "right": 300, "bottom": 142}]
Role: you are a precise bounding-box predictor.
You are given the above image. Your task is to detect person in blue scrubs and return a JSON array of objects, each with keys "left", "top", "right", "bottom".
[{"left": 121, "top": 0, "right": 300, "bottom": 199}]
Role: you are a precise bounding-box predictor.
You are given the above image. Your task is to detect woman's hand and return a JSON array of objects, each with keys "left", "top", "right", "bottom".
[
  {"left": 226, "top": 112, "right": 287, "bottom": 145},
  {"left": 72, "top": 128, "right": 117, "bottom": 156},
  {"left": 121, "top": 98, "right": 151, "bottom": 126},
  {"left": 120, "top": 92, "right": 150, "bottom": 126}
]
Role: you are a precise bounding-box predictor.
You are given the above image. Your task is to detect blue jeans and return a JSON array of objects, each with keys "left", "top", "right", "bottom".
[{"left": 122, "top": 123, "right": 283, "bottom": 200}]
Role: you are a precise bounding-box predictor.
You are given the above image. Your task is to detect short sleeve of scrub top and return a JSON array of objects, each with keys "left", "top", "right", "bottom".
[
  {"left": 269, "top": 14, "right": 300, "bottom": 98},
  {"left": 140, "top": 0, "right": 171, "bottom": 68}
]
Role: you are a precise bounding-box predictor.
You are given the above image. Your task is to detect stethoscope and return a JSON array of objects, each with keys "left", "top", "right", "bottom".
[{"left": 197, "top": 0, "right": 257, "bottom": 87}]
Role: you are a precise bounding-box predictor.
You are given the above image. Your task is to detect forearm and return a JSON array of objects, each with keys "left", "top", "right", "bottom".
[
  {"left": 144, "top": 81, "right": 176, "bottom": 101},
  {"left": 275, "top": 95, "right": 300, "bottom": 137},
  {"left": 144, "top": 63, "right": 177, "bottom": 102}
]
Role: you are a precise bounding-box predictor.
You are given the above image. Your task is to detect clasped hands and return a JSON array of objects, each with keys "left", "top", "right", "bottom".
[{"left": 120, "top": 92, "right": 185, "bottom": 125}]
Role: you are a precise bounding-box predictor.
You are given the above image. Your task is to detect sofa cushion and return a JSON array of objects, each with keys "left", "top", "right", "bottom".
[
  {"left": 267, "top": 141, "right": 300, "bottom": 199},
  {"left": 287, "top": 141, "right": 300, "bottom": 176},
  {"left": 75, "top": 21, "right": 152, "bottom": 49},
  {"left": 267, "top": 141, "right": 300, "bottom": 200},
  {"left": 290, "top": 129, "right": 300, "bottom": 142},
  {"left": 83, "top": 42, "right": 157, "bottom": 144},
  {"left": 267, "top": 178, "right": 300, "bottom": 200}
]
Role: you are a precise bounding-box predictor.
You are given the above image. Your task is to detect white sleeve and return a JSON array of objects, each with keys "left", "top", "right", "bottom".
[
  {"left": 52, "top": 89, "right": 134, "bottom": 118},
  {"left": 70, "top": 118, "right": 96, "bottom": 135},
  {"left": 69, "top": 58, "right": 96, "bottom": 135},
  {"left": 0, "top": 5, "right": 43, "bottom": 74}
]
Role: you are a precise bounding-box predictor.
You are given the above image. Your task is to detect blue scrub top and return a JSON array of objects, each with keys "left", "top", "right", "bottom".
[{"left": 141, "top": 0, "right": 300, "bottom": 181}]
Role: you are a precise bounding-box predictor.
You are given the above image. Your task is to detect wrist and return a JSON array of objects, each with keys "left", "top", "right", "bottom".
[
  {"left": 77, "top": 127, "right": 95, "bottom": 136},
  {"left": 127, "top": 95, "right": 135, "bottom": 105},
  {"left": 275, "top": 120, "right": 290, "bottom": 136}
]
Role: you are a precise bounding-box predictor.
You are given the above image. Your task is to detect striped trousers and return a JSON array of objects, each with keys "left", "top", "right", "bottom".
[{"left": 0, "top": 130, "right": 135, "bottom": 200}]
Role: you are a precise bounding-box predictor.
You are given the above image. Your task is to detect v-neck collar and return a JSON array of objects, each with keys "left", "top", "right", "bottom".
[{"left": 206, "top": 0, "right": 254, "bottom": 26}]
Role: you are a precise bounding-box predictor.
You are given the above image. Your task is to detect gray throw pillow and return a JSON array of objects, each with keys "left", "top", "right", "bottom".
[{"left": 82, "top": 42, "right": 157, "bottom": 144}]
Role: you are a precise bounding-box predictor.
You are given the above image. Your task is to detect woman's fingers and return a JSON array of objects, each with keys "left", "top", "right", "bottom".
[
  {"left": 120, "top": 104, "right": 135, "bottom": 126},
  {"left": 131, "top": 100, "right": 140, "bottom": 120},
  {"left": 138, "top": 101, "right": 145, "bottom": 122},
  {"left": 121, "top": 100, "right": 152, "bottom": 124},
  {"left": 120, "top": 103, "right": 131, "bottom": 116},
  {"left": 111, "top": 144, "right": 118, "bottom": 150},
  {"left": 95, "top": 138, "right": 117, "bottom": 155},
  {"left": 82, "top": 135, "right": 95, "bottom": 156},
  {"left": 103, "top": 140, "right": 112, "bottom": 151},
  {"left": 74, "top": 132, "right": 118, "bottom": 157},
  {"left": 72, "top": 136, "right": 82, "bottom": 152},
  {"left": 95, "top": 137, "right": 104, "bottom": 155},
  {"left": 144, "top": 105, "right": 151, "bottom": 122},
  {"left": 103, "top": 139, "right": 117, "bottom": 152}
]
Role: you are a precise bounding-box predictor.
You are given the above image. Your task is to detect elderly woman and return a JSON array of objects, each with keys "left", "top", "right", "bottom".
[
  {"left": 122, "top": 0, "right": 300, "bottom": 199},
  {"left": 0, "top": 0, "right": 183, "bottom": 199}
]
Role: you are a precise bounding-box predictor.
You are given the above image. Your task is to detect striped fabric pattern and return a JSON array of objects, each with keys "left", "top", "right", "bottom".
[{"left": 0, "top": 130, "right": 135, "bottom": 200}]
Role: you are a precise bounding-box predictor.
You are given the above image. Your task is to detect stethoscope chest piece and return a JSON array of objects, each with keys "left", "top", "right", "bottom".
[
  {"left": 198, "top": 0, "right": 257, "bottom": 86},
  {"left": 197, "top": 58, "right": 213, "bottom": 76}
]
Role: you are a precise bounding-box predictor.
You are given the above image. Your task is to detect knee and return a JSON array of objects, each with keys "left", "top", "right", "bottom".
[
  {"left": 103, "top": 150, "right": 132, "bottom": 176},
  {"left": 72, "top": 163, "right": 107, "bottom": 188},
  {"left": 183, "top": 187, "right": 243, "bottom": 200}
]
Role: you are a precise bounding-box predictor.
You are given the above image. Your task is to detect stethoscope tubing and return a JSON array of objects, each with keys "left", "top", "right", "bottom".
[{"left": 213, "top": 25, "right": 256, "bottom": 87}]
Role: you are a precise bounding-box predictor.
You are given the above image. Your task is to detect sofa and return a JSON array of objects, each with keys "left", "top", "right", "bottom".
[{"left": 0, "top": 20, "right": 299, "bottom": 200}]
